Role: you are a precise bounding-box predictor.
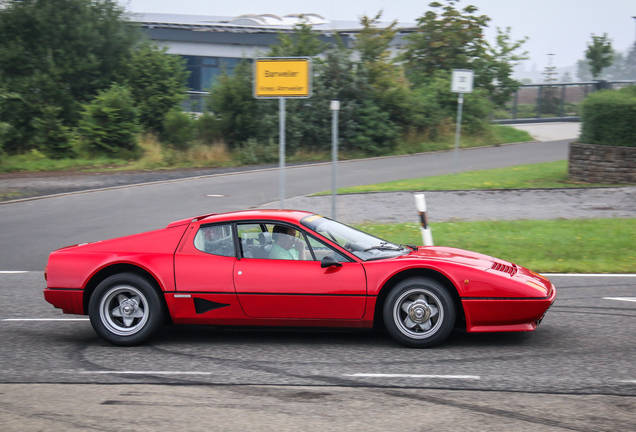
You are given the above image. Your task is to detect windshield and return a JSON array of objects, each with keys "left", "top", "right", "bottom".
[{"left": 301, "top": 215, "right": 409, "bottom": 261}]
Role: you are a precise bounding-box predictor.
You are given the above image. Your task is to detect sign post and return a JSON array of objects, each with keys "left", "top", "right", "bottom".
[
  {"left": 451, "top": 69, "right": 474, "bottom": 174},
  {"left": 254, "top": 57, "right": 312, "bottom": 208},
  {"left": 330, "top": 100, "right": 340, "bottom": 219}
]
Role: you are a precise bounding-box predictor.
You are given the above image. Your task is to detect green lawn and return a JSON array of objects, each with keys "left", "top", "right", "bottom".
[
  {"left": 342, "top": 161, "right": 635, "bottom": 273},
  {"left": 327, "top": 160, "right": 629, "bottom": 195},
  {"left": 354, "top": 219, "right": 636, "bottom": 274}
]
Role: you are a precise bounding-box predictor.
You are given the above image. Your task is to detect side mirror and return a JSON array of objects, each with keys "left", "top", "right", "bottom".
[{"left": 321, "top": 256, "right": 343, "bottom": 268}]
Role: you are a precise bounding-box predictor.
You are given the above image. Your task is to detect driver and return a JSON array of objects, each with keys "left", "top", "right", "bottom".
[{"left": 269, "top": 225, "right": 301, "bottom": 260}]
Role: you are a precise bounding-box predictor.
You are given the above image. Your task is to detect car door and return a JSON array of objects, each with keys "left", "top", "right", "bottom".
[
  {"left": 233, "top": 222, "right": 367, "bottom": 320},
  {"left": 173, "top": 222, "right": 242, "bottom": 319}
]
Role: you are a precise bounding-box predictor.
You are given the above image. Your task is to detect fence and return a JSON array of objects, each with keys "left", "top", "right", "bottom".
[
  {"left": 494, "top": 80, "right": 636, "bottom": 123},
  {"left": 184, "top": 81, "right": 636, "bottom": 121}
]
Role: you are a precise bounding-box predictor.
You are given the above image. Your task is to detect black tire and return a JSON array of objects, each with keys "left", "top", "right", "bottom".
[
  {"left": 88, "top": 273, "right": 165, "bottom": 346},
  {"left": 383, "top": 277, "right": 456, "bottom": 348}
]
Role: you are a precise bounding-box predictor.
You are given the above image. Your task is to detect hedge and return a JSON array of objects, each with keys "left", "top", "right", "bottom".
[{"left": 579, "top": 85, "right": 636, "bottom": 147}]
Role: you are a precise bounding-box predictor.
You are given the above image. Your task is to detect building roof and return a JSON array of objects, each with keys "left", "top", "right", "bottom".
[{"left": 130, "top": 12, "right": 416, "bottom": 34}]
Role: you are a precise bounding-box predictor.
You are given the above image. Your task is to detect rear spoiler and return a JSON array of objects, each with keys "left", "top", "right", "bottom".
[{"left": 166, "top": 213, "right": 217, "bottom": 229}]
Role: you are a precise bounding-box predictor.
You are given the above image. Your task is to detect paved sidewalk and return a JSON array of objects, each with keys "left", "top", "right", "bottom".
[
  {"left": 272, "top": 187, "right": 636, "bottom": 224},
  {"left": 509, "top": 122, "right": 580, "bottom": 142}
]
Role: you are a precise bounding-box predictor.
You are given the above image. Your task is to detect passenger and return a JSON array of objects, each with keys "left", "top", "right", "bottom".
[{"left": 269, "top": 225, "right": 301, "bottom": 260}]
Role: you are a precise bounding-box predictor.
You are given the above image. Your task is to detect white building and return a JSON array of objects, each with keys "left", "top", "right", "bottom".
[{"left": 132, "top": 13, "right": 415, "bottom": 92}]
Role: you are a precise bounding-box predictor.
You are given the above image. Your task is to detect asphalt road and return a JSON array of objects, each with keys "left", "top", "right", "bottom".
[
  {"left": 0, "top": 140, "right": 568, "bottom": 271},
  {"left": 1, "top": 272, "right": 635, "bottom": 431},
  {"left": 3, "top": 136, "right": 635, "bottom": 430}
]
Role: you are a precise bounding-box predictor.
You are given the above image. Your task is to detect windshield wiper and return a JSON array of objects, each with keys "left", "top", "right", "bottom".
[{"left": 364, "top": 242, "right": 404, "bottom": 252}]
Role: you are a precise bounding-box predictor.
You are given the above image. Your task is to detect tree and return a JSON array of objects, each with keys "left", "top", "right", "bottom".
[
  {"left": 541, "top": 54, "right": 560, "bottom": 116},
  {"left": 0, "top": 89, "right": 25, "bottom": 154},
  {"left": 483, "top": 27, "right": 529, "bottom": 107},
  {"left": 577, "top": 46, "right": 636, "bottom": 81},
  {"left": 120, "top": 42, "right": 188, "bottom": 133},
  {"left": 355, "top": 11, "right": 398, "bottom": 82},
  {"left": 78, "top": 84, "right": 140, "bottom": 158},
  {"left": 306, "top": 43, "right": 400, "bottom": 155},
  {"left": 207, "top": 60, "right": 275, "bottom": 148},
  {"left": 269, "top": 20, "right": 325, "bottom": 57},
  {"left": 576, "top": 59, "right": 593, "bottom": 81},
  {"left": 0, "top": 0, "right": 141, "bottom": 154},
  {"left": 585, "top": 33, "right": 614, "bottom": 79},
  {"left": 402, "top": 1, "right": 527, "bottom": 108},
  {"left": 625, "top": 44, "right": 636, "bottom": 80},
  {"left": 355, "top": 12, "right": 414, "bottom": 127},
  {"left": 401, "top": 0, "right": 490, "bottom": 87}
]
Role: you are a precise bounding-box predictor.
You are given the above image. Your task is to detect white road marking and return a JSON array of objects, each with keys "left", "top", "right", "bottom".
[
  {"left": 79, "top": 371, "right": 213, "bottom": 375},
  {"left": 603, "top": 297, "right": 636, "bottom": 303},
  {"left": 620, "top": 380, "right": 636, "bottom": 384},
  {"left": 0, "top": 271, "right": 29, "bottom": 274},
  {"left": 346, "top": 373, "right": 480, "bottom": 380},
  {"left": 2, "top": 318, "right": 89, "bottom": 321}
]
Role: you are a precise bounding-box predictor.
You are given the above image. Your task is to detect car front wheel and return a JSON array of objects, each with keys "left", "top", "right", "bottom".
[
  {"left": 383, "top": 277, "right": 456, "bottom": 348},
  {"left": 88, "top": 273, "right": 164, "bottom": 346}
]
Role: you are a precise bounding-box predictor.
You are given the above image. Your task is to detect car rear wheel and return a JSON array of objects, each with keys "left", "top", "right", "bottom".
[
  {"left": 383, "top": 277, "right": 456, "bottom": 348},
  {"left": 88, "top": 273, "right": 164, "bottom": 346}
]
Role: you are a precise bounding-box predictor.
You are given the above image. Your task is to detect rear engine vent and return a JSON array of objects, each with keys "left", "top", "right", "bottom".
[{"left": 491, "top": 261, "right": 517, "bottom": 276}]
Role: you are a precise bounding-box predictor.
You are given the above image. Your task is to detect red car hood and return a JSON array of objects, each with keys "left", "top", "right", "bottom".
[{"left": 402, "top": 246, "right": 494, "bottom": 269}]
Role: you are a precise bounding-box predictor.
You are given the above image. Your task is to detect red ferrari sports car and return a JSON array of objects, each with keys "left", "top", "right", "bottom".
[{"left": 44, "top": 210, "right": 555, "bottom": 347}]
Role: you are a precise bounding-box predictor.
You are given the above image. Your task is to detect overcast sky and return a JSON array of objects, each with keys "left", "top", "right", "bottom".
[{"left": 119, "top": 0, "right": 636, "bottom": 72}]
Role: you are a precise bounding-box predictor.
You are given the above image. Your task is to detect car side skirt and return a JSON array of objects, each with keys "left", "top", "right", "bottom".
[{"left": 165, "top": 293, "right": 375, "bottom": 328}]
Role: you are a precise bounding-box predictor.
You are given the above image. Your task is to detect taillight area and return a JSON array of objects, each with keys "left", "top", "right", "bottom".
[{"left": 44, "top": 265, "right": 48, "bottom": 282}]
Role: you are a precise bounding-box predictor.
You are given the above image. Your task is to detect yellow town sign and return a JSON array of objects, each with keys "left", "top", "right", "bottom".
[{"left": 254, "top": 57, "right": 312, "bottom": 98}]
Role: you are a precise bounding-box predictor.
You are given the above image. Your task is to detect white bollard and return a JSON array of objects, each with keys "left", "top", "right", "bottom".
[{"left": 414, "top": 194, "right": 434, "bottom": 246}]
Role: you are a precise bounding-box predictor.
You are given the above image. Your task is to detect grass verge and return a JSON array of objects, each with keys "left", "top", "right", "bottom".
[
  {"left": 328, "top": 160, "right": 630, "bottom": 195},
  {"left": 354, "top": 219, "right": 636, "bottom": 274},
  {"left": 0, "top": 126, "right": 532, "bottom": 174}
]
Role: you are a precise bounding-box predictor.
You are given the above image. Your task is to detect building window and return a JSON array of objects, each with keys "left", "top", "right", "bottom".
[{"left": 183, "top": 56, "right": 246, "bottom": 91}]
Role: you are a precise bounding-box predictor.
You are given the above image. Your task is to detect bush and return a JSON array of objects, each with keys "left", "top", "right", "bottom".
[
  {"left": 0, "top": 121, "right": 8, "bottom": 161},
  {"left": 580, "top": 85, "right": 636, "bottom": 147},
  {"left": 79, "top": 84, "right": 141, "bottom": 158},
  {"left": 234, "top": 138, "right": 279, "bottom": 165},
  {"left": 195, "top": 113, "right": 224, "bottom": 144},
  {"left": 31, "top": 105, "right": 75, "bottom": 159},
  {"left": 160, "top": 110, "right": 195, "bottom": 150},
  {"left": 411, "top": 71, "right": 493, "bottom": 140}
]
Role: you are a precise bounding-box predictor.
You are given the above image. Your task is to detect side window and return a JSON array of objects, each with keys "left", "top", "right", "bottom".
[
  {"left": 238, "top": 223, "right": 314, "bottom": 261},
  {"left": 306, "top": 236, "right": 350, "bottom": 263},
  {"left": 237, "top": 224, "right": 270, "bottom": 259},
  {"left": 268, "top": 225, "right": 312, "bottom": 261},
  {"left": 193, "top": 223, "right": 235, "bottom": 257}
]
